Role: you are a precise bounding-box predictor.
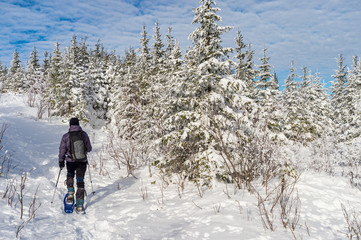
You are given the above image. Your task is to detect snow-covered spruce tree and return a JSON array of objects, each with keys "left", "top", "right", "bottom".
[
  {"left": 146, "top": 23, "right": 184, "bottom": 141},
  {"left": 75, "top": 37, "right": 91, "bottom": 122},
  {"left": 164, "top": 26, "right": 183, "bottom": 74},
  {"left": 234, "top": 30, "right": 257, "bottom": 99},
  {"left": 244, "top": 48, "right": 258, "bottom": 99},
  {"left": 163, "top": 26, "right": 183, "bottom": 93},
  {"left": 234, "top": 30, "right": 247, "bottom": 79},
  {"left": 0, "top": 61, "right": 7, "bottom": 92},
  {"left": 157, "top": 0, "right": 256, "bottom": 189},
  {"left": 151, "top": 21, "right": 165, "bottom": 75},
  {"left": 24, "top": 47, "right": 51, "bottom": 119},
  {"left": 35, "top": 51, "right": 52, "bottom": 119},
  {"left": 25, "top": 47, "right": 42, "bottom": 107},
  {"left": 130, "top": 25, "right": 152, "bottom": 140},
  {"left": 105, "top": 50, "right": 123, "bottom": 129},
  {"left": 110, "top": 25, "right": 152, "bottom": 141},
  {"left": 266, "top": 72, "right": 284, "bottom": 133},
  {"left": 233, "top": 31, "right": 261, "bottom": 124},
  {"left": 282, "top": 64, "right": 333, "bottom": 143},
  {"left": 255, "top": 48, "right": 283, "bottom": 134},
  {"left": 299, "top": 68, "right": 333, "bottom": 140},
  {"left": 61, "top": 36, "right": 89, "bottom": 121},
  {"left": 146, "top": 21, "right": 168, "bottom": 140},
  {"left": 255, "top": 48, "right": 272, "bottom": 102},
  {"left": 282, "top": 61, "right": 305, "bottom": 142},
  {"left": 48, "top": 41, "right": 65, "bottom": 117},
  {"left": 310, "top": 72, "right": 334, "bottom": 137},
  {"left": 331, "top": 54, "right": 348, "bottom": 137},
  {"left": 296, "top": 67, "right": 317, "bottom": 141},
  {"left": 42, "top": 51, "right": 50, "bottom": 74},
  {"left": 158, "top": 26, "right": 183, "bottom": 126},
  {"left": 7, "top": 50, "right": 25, "bottom": 92},
  {"left": 342, "top": 56, "right": 361, "bottom": 139},
  {"left": 109, "top": 47, "right": 139, "bottom": 139},
  {"left": 86, "top": 41, "right": 112, "bottom": 127}
]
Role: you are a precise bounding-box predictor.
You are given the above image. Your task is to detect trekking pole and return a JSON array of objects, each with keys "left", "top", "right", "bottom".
[
  {"left": 87, "top": 163, "right": 95, "bottom": 195},
  {"left": 51, "top": 168, "right": 62, "bottom": 204}
]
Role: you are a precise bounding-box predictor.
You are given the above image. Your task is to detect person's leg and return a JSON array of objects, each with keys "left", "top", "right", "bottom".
[
  {"left": 66, "top": 162, "right": 76, "bottom": 201},
  {"left": 75, "top": 162, "right": 87, "bottom": 209}
]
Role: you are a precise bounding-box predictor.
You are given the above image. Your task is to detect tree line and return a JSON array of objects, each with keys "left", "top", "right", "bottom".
[{"left": 0, "top": 0, "right": 360, "bottom": 188}]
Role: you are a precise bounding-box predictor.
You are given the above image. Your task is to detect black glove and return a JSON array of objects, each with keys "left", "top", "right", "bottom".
[{"left": 59, "top": 161, "right": 65, "bottom": 170}]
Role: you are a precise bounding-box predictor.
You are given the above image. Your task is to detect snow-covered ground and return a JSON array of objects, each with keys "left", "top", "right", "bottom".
[{"left": 0, "top": 93, "right": 360, "bottom": 240}]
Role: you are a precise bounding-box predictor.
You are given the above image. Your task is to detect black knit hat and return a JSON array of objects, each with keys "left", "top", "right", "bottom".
[{"left": 69, "top": 117, "right": 79, "bottom": 126}]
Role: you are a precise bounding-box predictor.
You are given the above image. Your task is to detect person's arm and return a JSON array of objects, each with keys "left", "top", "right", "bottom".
[{"left": 59, "top": 134, "right": 67, "bottom": 162}]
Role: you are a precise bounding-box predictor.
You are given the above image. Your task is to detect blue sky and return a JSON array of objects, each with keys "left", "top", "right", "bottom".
[{"left": 1, "top": 0, "right": 361, "bottom": 87}]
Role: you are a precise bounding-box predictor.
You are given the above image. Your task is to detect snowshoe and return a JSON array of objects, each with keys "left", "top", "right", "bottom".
[{"left": 63, "top": 193, "right": 75, "bottom": 213}]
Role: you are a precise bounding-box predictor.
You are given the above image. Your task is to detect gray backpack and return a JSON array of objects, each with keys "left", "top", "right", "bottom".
[{"left": 69, "top": 131, "right": 86, "bottom": 161}]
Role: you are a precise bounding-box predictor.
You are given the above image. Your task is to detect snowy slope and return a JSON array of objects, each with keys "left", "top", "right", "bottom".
[{"left": 0, "top": 93, "right": 360, "bottom": 240}]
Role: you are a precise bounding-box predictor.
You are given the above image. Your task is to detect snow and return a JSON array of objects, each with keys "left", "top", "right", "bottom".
[{"left": 0, "top": 93, "right": 361, "bottom": 239}]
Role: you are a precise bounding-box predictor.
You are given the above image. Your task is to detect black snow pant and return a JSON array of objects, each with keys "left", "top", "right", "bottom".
[{"left": 66, "top": 162, "right": 87, "bottom": 200}]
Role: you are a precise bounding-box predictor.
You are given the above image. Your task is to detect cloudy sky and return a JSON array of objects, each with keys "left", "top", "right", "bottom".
[{"left": 1, "top": 0, "right": 361, "bottom": 87}]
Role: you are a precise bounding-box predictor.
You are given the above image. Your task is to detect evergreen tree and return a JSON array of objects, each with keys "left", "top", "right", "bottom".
[
  {"left": 109, "top": 48, "right": 139, "bottom": 139},
  {"left": 331, "top": 54, "right": 348, "bottom": 133},
  {"left": 310, "top": 71, "right": 334, "bottom": 137},
  {"left": 48, "top": 41, "right": 65, "bottom": 117},
  {"left": 159, "top": 0, "right": 246, "bottom": 188},
  {"left": 298, "top": 67, "right": 314, "bottom": 140},
  {"left": 42, "top": 51, "right": 50, "bottom": 73},
  {"left": 282, "top": 61, "right": 304, "bottom": 141},
  {"left": 105, "top": 50, "right": 123, "bottom": 129},
  {"left": 37, "top": 51, "right": 51, "bottom": 118},
  {"left": 234, "top": 30, "right": 257, "bottom": 98},
  {"left": 151, "top": 21, "right": 165, "bottom": 74},
  {"left": 233, "top": 30, "right": 259, "bottom": 118},
  {"left": 62, "top": 36, "right": 89, "bottom": 121},
  {"left": 255, "top": 47, "right": 275, "bottom": 111},
  {"left": 132, "top": 25, "right": 152, "bottom": 140},
  {"left": 25, "top": 47, "right": 42, "bottom": 107},
  {"left": 269, "top": 72, "right": 280, "bottom": 97},
  {"left": 234, "top": 30, "right": 247, "bottom": 80},
  {"left": 110, "top": 26, "right": 152, "bottom": 140},
  {"left": 343, "top": 56, "right": 361, "bottom": 139},
  {"left": 256, "top": 48, "right": 272, "bottom": 99},
  {"left": 160, "top": 26, "right": 183, "bottom": 120},
  {"left": 299, "top": 69, "right": 333, "bottom": 140},
  {"left": 139, "top": 25, "right": 151, "bottom": 75},
  {"left": 266, "top": 72, "right": 283, "bottom": 133},
  {"left": 8, "top": 50, "right": 24, "bottom": 92},
  {"left": 87, "top": 40, "right": 111, "bottom": 127},
  {"left": 0, "top": 61, "right": 7, "bottom": 91},
  {"left": 164, "top": 26, "right": 182, "bottom": 76},
  {"left": 148, "top": 21, "right": 167, "bottom": 139}
]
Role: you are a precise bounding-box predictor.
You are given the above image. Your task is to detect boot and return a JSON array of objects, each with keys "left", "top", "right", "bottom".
[
  {"left": 76, "top": 199, "right": 85, "bottom": 212},
  {"left": 66, "top": 188, "right": 75, "bottom": 203}
]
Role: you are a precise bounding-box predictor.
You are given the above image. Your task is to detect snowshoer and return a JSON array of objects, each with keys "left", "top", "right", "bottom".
[{"left": 59, "top": 117, "right": 92, "bottom": 212}]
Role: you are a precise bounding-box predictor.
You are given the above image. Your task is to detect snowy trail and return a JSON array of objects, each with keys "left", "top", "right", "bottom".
[{"left": 1, "top": 93, "right": 361, "bottom": 240}]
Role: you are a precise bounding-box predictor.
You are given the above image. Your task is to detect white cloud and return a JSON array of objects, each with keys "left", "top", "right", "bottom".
[
  {"left": 0, "top": 0, "right": 360, "bottom": 86},
  {"left": 217, "top": 0, "right": 361, "bottom": 84}
]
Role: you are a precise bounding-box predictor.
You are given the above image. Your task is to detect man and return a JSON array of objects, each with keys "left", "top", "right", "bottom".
[{"left": 59, "top": 117, "right": 92, "bottom": 212}]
